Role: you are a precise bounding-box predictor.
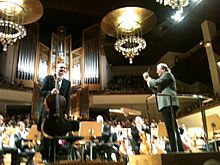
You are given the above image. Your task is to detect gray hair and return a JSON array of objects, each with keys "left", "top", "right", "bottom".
[{"left": 157, "top": 63, "right": 170, "bottom": 72}]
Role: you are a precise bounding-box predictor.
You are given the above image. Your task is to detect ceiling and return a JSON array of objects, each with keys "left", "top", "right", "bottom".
[{"left": 37, "top": 0, "right": 220, "bottom": 84}]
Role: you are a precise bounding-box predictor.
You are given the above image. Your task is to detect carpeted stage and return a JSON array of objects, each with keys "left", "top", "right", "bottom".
[{"left": 51, "top": 152, "right": 220, "bottom": 165}]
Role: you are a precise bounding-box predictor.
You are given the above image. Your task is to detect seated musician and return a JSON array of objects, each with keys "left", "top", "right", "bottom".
[
  {"left": 179, "top": 125, "right": 194, "bottom": 152},
  {"left": 0, "top": 115, "right": 20, "bottom": 165},
  {"left": 131, "top": 116, "right": 149, "bottom": 154},
  {"left": 118, "top": 127, "right": 133, "bottom": 164},
  {"left": 14, "top": 121, "right": 35, "bottom": 165},
  {"left": 0, "top": 114, "right": 5, "bottom": 164},
  {"left": 92, "top": 115, "right": 112, "bottom": 161},
  {"left": 110, "top": 120, "right": 121, "bottom": 161}
]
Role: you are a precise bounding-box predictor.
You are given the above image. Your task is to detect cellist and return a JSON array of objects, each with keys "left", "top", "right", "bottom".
[{"left": 37, "top": 62, "right": 74, "bottom": 163}]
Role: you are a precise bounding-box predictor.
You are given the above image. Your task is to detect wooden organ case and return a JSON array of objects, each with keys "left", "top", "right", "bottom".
[{"left": 12, "top": 24, "right": 107, "bottom": 120}]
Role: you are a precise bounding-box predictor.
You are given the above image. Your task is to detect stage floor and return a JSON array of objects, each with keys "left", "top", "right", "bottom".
[{"left": 4, "top": 151, "right": 220, "bottom": 165}]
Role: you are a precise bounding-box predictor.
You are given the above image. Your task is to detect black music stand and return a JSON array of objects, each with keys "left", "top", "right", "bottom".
[{"left": 79, "top": 121, "right": 102, "bottom": 161}]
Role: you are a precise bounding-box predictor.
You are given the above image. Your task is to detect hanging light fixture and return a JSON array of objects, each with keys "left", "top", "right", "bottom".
[
  {"left": 0, "top": 0, "right": 43, "bottom": 51},
  {"left": 155, "top": 0, "right": 189, "bottom": 11},
  {"left": 101, "top": 7, "right": 157, "bottom": 64},
  {"left": 114, "top": 23, "right": 146, "bottom": 64}
]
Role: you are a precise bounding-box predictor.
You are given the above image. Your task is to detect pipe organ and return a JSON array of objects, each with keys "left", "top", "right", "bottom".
[
  {"left": 82, "top": 25, "right": 101, "bottom": 90},
  {"left": 50, "top": 26, "right": 72, "bottom": 80},
  {"left": 72, "top": 47, "right": 82, "bottom": 85},
  {"left": 37, "top": 43, "right": 50, "bottom": 83},
  {"left": 16, "top": 30, "right": 38, "bottom": 81}
]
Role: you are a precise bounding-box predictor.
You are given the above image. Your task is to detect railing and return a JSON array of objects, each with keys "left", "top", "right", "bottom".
[{"left": 146, "top": 94, "right": 212, "bottom": 152}]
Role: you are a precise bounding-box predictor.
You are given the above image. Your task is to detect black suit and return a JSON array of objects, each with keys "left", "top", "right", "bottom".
[
  {"left": 40, "top": 75, "right": 71, "bottom": 111},
  {"left": 37, "top": 75, "right": 72, "bottom": 162},
  {"left": 148, "top": 71, "right": 183, "bottom": 152},
  {"left": 37, "top": 75, "right": 71, "bottom": 130}
]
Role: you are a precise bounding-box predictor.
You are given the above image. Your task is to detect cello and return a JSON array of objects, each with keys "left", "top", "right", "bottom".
[{"left": 41, "top": 75, "right": 69, "bottom": 139}]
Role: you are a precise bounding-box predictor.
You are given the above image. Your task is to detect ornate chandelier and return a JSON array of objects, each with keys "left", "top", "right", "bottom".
[
  {"left": 0, "top": 0, "right": 44, "bottom": 51},
  {"left": 101, "top": 7, "right": 157, "bottom": 64},
  {"left": 114, "top": 24, "right": 146, "bottom": 64},
  {"left": 0, "top": 0, "right": 26, "bottom": 51},
  {"left": 156, "top": 0, "right": 189, "bottom": 11},
  {"left": 0, "top": 19, "right": 26, "bottom": 51}
]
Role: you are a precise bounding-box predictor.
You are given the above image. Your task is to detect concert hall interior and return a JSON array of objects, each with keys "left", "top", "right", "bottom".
[{"left": 1, "top": 0, "right": 220, "bottom": 164}]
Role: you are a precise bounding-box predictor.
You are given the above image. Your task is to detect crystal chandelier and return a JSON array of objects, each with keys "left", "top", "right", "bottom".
[
  {"left": 101, "top": 7, "right": 157, "bottom": 64},
  {"left": 0, "top": 0, "right": 27, "bottom": 51},
  {"left": 114, "top": 24, "right": 146, "bottom": 64},
  {"left": 156, "top": 0, "right": 189, "bottom": 11},
  {"left": 113, "top": 8, "right": 147, "bottom": 64}
]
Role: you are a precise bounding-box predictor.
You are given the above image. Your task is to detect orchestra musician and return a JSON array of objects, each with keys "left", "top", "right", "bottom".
[
  {"left": 131, "top": 116, "right": 150, "bottom": 154},
  {"left": 0, "top": 114, "right": 5, "bottom": 164},
  {"left": 38, "top": 62, "right": 71, "bottom": 131},
  {"left": 14, "top": 121, "right": 35, "bottom": 165},
  {"left": 143, "top": 63, "right": 183, "bottom": 152},
  {"left": 0, "top": 115, "right": 20, "bottom": 165},
  {"left": 38, "top": 62, "right": 79, "bottom": 163},
  {"left": 92, "top": 115, "right": 112, "bottom": 161}
]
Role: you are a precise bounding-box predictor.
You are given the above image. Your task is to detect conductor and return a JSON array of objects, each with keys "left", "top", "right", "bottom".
[{"left": 143, "top": 63, "right": 183, "bottom": 152}]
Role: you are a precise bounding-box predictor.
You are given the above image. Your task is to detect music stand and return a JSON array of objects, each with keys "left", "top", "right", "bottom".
[
  {"left": 79, "top": 121, "right": 102, "bottom": 161},
  {"left": 206, "top": 114, "right": 220, "bottom": 151},
  {"left": 157, "top": 121, "right": 168, "bottom": 138}
]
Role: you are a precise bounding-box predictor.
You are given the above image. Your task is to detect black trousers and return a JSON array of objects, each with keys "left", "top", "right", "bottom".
[
  {"left": 92, "top": 143, "right": 112, "bottom": 161},
  {"left": 3, "top": 147, "right": 20, "bottom": 165},
  {"left": 20, "top": 148, "right": 35, "bottom": 165},
  {"left": 161, "top": 106, "right": 183, "bottom": 152}
]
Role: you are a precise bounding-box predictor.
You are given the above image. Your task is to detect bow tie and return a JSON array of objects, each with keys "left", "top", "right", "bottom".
[
  {"left": 57, "top": 77, "right": 63, "bottom": 81},
  {"left": 54, "top": 74, "right": 63, "bottom": 81}
]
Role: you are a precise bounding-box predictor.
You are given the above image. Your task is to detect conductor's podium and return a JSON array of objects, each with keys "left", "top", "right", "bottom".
[{"left": 129, "top": 152, "right": 220, "bottom": 165}]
